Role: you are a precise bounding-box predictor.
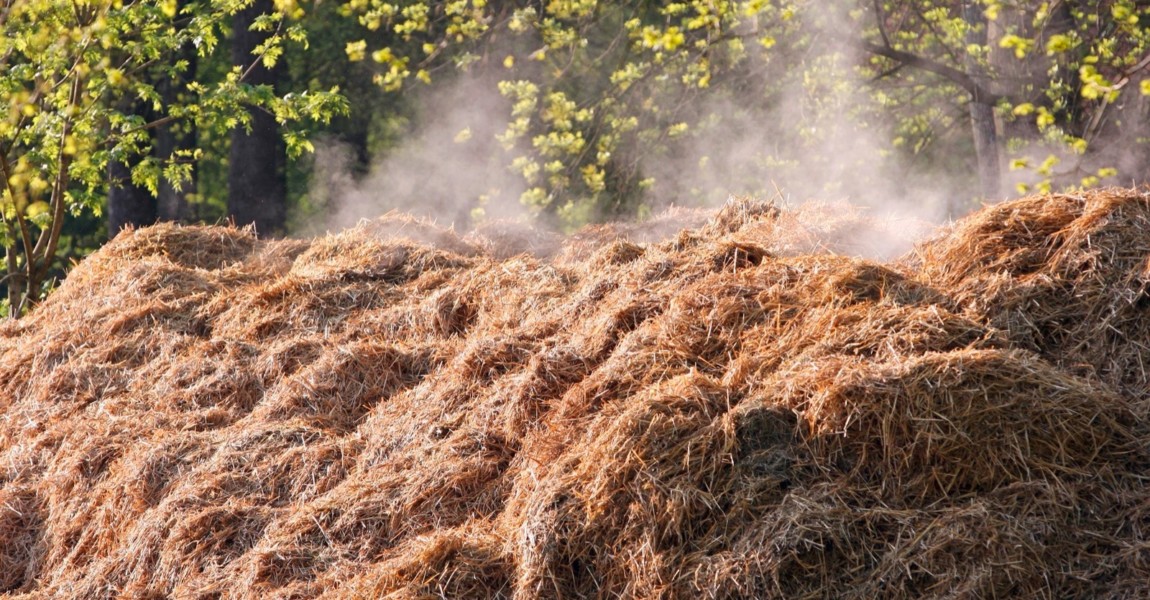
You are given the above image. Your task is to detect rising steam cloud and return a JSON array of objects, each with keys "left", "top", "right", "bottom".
[
  {"left": 308, "top": 76, "right": 528, "bottom": 235},
  {"left": 302, "top": 15, "right": 991, "bottom": 259}
]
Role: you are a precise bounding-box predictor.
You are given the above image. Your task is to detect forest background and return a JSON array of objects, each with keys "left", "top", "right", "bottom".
[{"left": 3, "top": 0, "right": 1150, "bottom": 315}]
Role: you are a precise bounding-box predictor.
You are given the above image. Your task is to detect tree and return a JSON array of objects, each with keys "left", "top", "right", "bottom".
[
  {"left": 155, "top": 0, "right": 199, "bottom": 223},
  {"left": 107, "top": 97, "right": 158, "bottom": 234},
  {"left": 281, "top": 0, "right": 390, "bottom": 231},
  {"left": 228, "top": 0, "right": 288, "bottom": 236},
  {"left": 107, "top": 10, "right": 198, "bottom": 236},
  {"left": 861, "top": 0, "right": 1007, "bottom": 208},
  {"left": 108, "top": 148, "right": 159, "bottom": 234},
  {"left": 962, "top": 0, "right": 1002, "bottom": 201},
  {"left": 0, "top": 0, "right": 346, "bottom": 316},
  {"left": 860, "top": 0, "right": 1150, "bottom": 205}
]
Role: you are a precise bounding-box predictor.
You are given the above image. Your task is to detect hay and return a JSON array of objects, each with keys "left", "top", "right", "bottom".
[
  {"left": 466, "top": 219, "right": 563, "bottom": 260},
  {"left": 907, "top": 188, "right": 1150, "bottom": 400},
  {"left": 1, "top": 188, "right": 1148, "bottom": 598}
]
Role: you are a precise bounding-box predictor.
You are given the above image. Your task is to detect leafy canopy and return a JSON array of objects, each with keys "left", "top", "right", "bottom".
[{"left": 0, "top": 0, "right": 347, "bottom": 315}]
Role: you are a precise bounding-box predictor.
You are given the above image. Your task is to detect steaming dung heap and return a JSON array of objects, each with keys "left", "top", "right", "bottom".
[{"left": 1, "top": 189, "right": 1148, "bottom": 598}]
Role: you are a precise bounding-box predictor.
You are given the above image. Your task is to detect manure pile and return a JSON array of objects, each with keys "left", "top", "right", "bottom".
[{"left": 1, "top": 189, "right": 1148, "bottom": 599}]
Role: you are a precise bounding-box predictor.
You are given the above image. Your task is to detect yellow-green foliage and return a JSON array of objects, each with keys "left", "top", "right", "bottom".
[{"left": 0, "top": 0, "right": 347, "bottom": 313}]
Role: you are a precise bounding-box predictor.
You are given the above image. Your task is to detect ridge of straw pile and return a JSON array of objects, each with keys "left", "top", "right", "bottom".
[{"left": 1, "top": 189, "right": 1147, "bottom": 599}]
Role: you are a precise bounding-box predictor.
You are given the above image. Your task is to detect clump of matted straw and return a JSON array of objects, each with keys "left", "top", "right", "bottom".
[
  {"left": 0, "top": 189, "right": 1147, "bottom": 598},
  {"left": 907, "top": 187, "right": 1150, "bottom": 401}
]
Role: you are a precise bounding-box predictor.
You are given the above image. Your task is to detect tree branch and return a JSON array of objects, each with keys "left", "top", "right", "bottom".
[
  {"left": 872, "top": 0, "right": 891, "bottom": 48},
  {"left": 859, "top": 41, "right": 1004, "bottom": 103},
  {"left": 1081, "top": 52, "right": 1150, "bottom": 144},
  {"left": 1116, "top": 51, "right": 1150, "bottom": 90},
  {"left": 239, "top": 18, "right": 286, "bottom": 83},
  {"left": 121, "top": 114, "right": 179, "bottom": 136}
]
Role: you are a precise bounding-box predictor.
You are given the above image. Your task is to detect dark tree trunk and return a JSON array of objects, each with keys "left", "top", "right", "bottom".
[
  {"left": 155, "top": 126, "right": 194, "bottom": 223},
  {"left": 228, "top": 0, "right": 286, "bottom": 237},
  {"left": 962, "top": 0, "right": 1001, "bottom": 207},
  {"left": 108, "top": 157, "right": 157, "bottom": 236},
  {"left": 344, "top": 125, "right": 371, "bottom": 178},
  {"left": 156, "top": 28, "right": 197, "bottom": 223},
  {"left": 108, "top": 93, "right": 157, "bottom": 236}
]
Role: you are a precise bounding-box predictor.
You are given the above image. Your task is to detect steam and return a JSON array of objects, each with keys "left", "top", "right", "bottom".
[
  {"left": 307, "top": 76, "right": 528, "bottom": 235},
  {"left": 299, "top": 11, "right": 1001, "bottom": 259},
  {"left": 643, "top": 83, "right": 963, "bottom": 218},
  {"left": 637, "top": 36, "right": 964, "bottom": 257}
]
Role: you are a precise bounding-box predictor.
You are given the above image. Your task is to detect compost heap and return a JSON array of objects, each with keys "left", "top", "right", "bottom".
[{"left": 1, "top": 188, "right": 1148, "bottom": 599}]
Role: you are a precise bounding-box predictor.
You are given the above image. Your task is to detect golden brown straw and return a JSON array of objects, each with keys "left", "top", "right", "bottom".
[{"left": 1, "top": 189, "right": 1147, "bottom": 598}]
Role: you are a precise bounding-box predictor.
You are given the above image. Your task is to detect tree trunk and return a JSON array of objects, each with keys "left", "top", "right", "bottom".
[
  {"left": 967, "top": 101, "right": 1000, "bottom": 200},
  {"left": 156, "top": 29, "right": 197, "bottom": 223},
  {"left": 228, "top": 0, "right": 286, "bottom": 237},
  {"left": 962, "top": 0, "right": 1001, "bottom": 207},
  {"left": 155, "top": 127, "right": 194, "bottom": 223},
  {"left": 107, "top": 157, "right": 157, "bottom": 236}
]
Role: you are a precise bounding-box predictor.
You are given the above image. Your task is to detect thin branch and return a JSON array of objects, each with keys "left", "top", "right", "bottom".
[
  {"left": 239, "top": 18, "right": 286, "bottom": 83},
  {"left": 917, "top": 4, "right": 963, "bottom": 67},
  {"left": 0, "top": 268, "right": 18, "bottom": 287},
  {"left": 70, "top": 0, "right": 84, "bottom": 26},
  {"left": 121, "top": 114, "right": 179, "bottom": 136},
  {"left": 123, "top": 57, "right": 159, "bottom": 78},
  {"left": 869, "top": 62, "right": 907, "bottom": 82}
]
